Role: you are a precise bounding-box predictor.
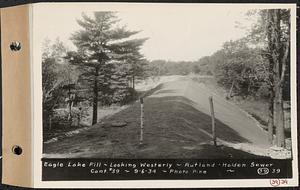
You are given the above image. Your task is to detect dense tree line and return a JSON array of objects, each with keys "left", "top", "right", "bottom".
[
  {"left": 146, "top": 59, "right": 214, "bottom": 76},
  {"left": 199, "top": 9, "right": 290, "bottom": 147},
  {"left": 43, "top": 12, "right": 147, "bottom": 128},
  {"left": 214, "top": 9, "right": 290, "bottom": 147},
  {"left": 42, "top": 38, "right": 79, "bottom": 130}
]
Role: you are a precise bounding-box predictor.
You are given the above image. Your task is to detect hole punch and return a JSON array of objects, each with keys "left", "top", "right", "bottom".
[
  {"left": 12, "top": 145, "right": 22, "bottom": 155},
  {"left": 10, "top": 41, "right": 21, "bottom": 51}
]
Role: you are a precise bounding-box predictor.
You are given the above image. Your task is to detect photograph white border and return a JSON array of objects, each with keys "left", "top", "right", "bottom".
[{"left": 32, "top": 2, "right": 298, "bottom": 188}]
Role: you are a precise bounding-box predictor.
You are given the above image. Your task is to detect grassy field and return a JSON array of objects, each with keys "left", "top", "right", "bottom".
[{"left": 44, "top": 95, "right": 266, "bottom": 158}]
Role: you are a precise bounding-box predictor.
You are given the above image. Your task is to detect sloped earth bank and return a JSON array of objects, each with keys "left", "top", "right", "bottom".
[{"left": 44, "top": 77, "right": 271, "bottom": 158}]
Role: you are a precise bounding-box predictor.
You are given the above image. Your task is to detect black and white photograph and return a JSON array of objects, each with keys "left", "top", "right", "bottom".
[{"left": 36, "top": 3, "right": 297, "bottom": 185}]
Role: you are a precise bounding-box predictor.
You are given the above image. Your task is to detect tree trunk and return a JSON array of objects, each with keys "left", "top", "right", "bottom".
[
  {"left": 49, "top": 115, "right": 52, "bottom": 131},
  {"left": 132, "top": 75, "right": 135, "bottom": 90},
  {"left": 68, "top": 86, "right": 72, "bottom": 122},
  {"left": 266, "top": 11, "right": 275, "bottom": 144},
  {"left": 270, "top": 9, "right": 286, "bottom": 147},
  {"left": 227, "top": 80, "right": 235, "bottom": 99},
  {"left": 92, "top": 67, "right": 99, "bottom": 125},
  {"left": 267, "top": 91, "right": 274, "bottom": 144},
  {"left": 267, "top": 55, "right": 275, "bottom": 144},
  {"left": 274, "top": 86, "right": 285, "bottom": 147}
]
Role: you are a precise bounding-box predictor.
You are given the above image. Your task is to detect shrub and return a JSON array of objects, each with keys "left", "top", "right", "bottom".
[{"left": 256, "top": 82, "right": 270, "bottom": 99}]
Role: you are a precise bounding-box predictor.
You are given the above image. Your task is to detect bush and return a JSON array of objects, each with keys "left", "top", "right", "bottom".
[
  {"left": 114, "top": 87, "right": 138, "bottom": 105},
  {"left": 206, "top": 70, "right": 213, "bottom": 75},
  {"left": 256, "top": 83, "right": 270, "bottom": 99},
  {"left": 211, "top": 39, "right": 269, "bottom": 98},
  {"left": 44, "top": 107, "right": 89, "bottom": 130}
]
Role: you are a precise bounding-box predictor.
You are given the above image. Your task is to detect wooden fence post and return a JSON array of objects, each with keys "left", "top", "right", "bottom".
[
  {"left": 209, "top": 96, "right": 217, "bottom": 146},
  {"left": 140, "top": 97, "right": 144, "bottom": 144},
  {"left": 49, "top": 115, "right": 52, "bottom": 131}
]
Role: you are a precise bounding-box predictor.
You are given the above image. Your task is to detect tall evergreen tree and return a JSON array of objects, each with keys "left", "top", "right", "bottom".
[
  {"left": 67, "top": 12, "right": 146, "bottom": 125},
  {"left": 112, "top": 42, "right": 147, "bottom": 90}
]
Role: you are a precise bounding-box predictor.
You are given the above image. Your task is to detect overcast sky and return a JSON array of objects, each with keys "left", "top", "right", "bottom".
[{"left": 34, "top": 3, "right": 263, "bottom": 62}]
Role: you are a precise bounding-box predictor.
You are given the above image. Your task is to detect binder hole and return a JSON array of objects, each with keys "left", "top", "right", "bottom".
[
  {"left": 12, "top": 145, "right": 22, "bottom": 155},
  {"left": 10, "top": 41, "right": 21, "bottom": 51}
]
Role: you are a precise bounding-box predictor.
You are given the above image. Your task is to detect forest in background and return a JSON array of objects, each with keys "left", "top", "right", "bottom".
[{"left": 43, "top": 9, "right": 291, "bottom": 148}]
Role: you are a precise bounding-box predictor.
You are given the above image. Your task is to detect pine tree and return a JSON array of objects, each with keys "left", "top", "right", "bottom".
[
  {"left": 111, "top": 39, "right": 148, "bottom": 90},
  {"left": 67, "top": 12, "right": 146, "bottom": 125}
]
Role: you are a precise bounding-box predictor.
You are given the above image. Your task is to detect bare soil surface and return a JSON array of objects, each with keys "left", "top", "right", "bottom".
[{"left": 44, "top": 77, "right": 270, "bottom": 158}]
